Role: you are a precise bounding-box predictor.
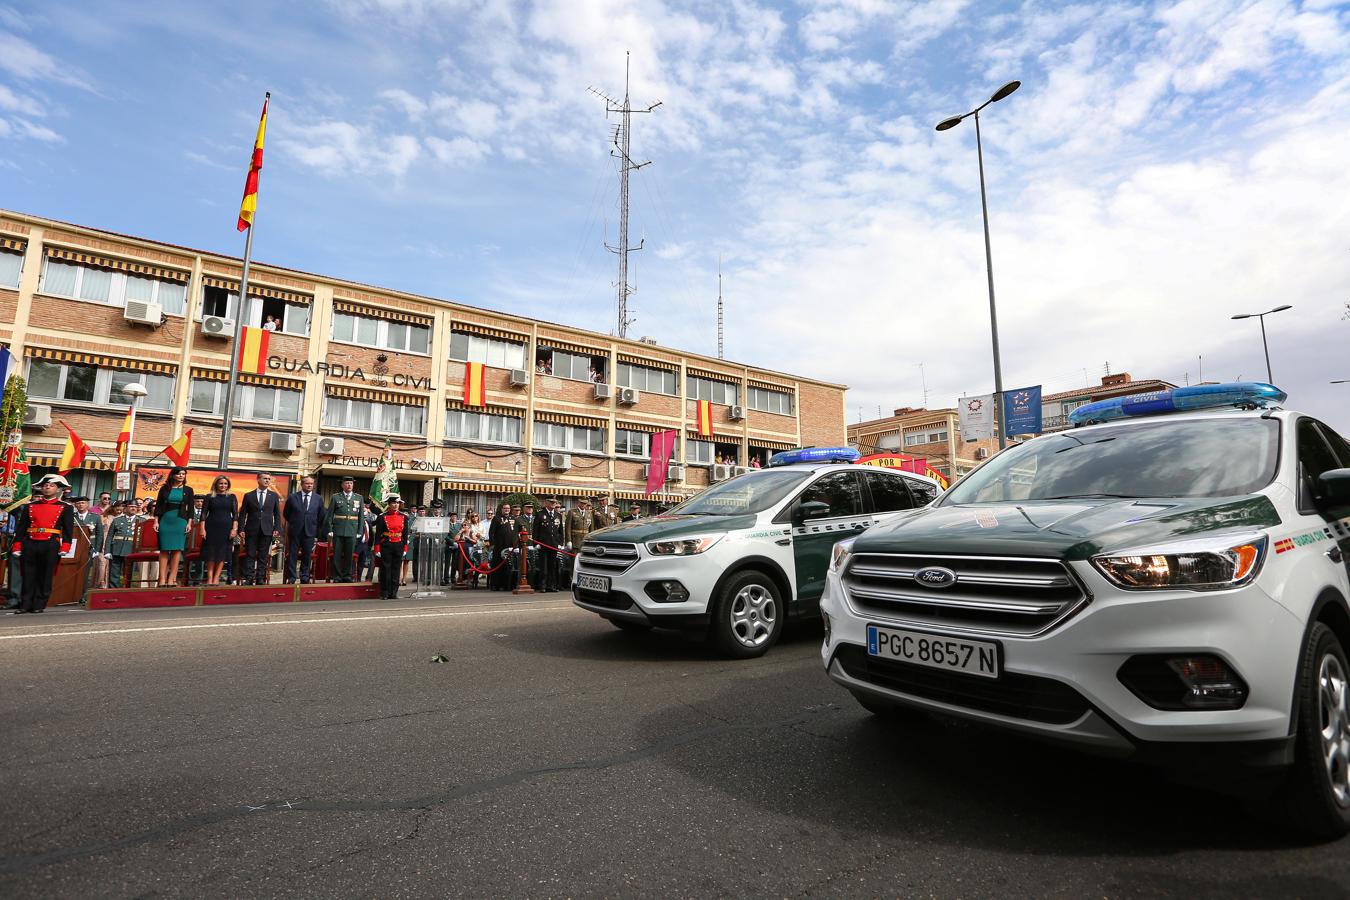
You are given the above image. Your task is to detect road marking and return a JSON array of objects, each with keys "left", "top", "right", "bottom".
[{"left": 0, "top": 604, "right": 574, "bottom": 641}]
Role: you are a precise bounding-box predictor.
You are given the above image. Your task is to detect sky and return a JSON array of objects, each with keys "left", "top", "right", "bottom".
[{"left": 1, "top": 0, "right": 1348, "bottom": 434}]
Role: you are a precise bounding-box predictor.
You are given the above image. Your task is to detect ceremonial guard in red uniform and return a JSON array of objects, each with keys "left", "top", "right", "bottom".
[
  {"left": 12, "top": 474, "right": 75, "bottom": 614},
  {"left": 371, "top": 495, "right": 408, "bottom": 600}
]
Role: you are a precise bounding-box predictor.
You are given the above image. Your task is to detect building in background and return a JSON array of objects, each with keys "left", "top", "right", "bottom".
[
  {"left": 847, "top": 407, "right": 1000, "bottom": 481},
  {"left": 1040, "top": 373, "right": 1177, "bottom": 432},
  {"left": 0, "top": 210, "right": 846, "bottom": 511}
]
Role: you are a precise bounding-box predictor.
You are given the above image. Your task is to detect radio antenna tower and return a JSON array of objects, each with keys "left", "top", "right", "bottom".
[
  {"left": 589, "top": 52, "right": 661, "bottom": 338},
  {"left": 717, "top": 255, "right": 724, "bottom": 359}
]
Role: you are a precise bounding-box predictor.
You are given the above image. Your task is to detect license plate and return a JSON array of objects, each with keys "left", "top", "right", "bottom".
[
  {"left": 576, "top": 573, "right": 610, "bottom": 593},
  {"left": 867, "top": 625, "right": 1000, "bottom": 679}
]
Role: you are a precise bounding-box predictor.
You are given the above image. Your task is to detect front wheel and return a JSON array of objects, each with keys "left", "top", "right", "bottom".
[
  {"left": 708, "top": 570, "right": 783, "bottom": 659},
  {"left": 1280, "top": 622, "right": 1350, "bottom": 839}
]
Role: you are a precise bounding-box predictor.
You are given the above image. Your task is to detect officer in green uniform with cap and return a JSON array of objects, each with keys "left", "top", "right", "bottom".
[
  {"left": 105, "top": 499, "right": 140, "bottom": 588},
  {"left": 324, "top": 475, "right": 366, "bottom": 583},
  {"left": 71, "top": 496, "right": 104, "bottom": 593}
]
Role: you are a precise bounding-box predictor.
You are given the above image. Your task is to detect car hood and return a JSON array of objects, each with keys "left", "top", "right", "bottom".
[
  {"left": 586, "top": 514, "right": 757, "bottom": 544},
  {"left": 854, "top": 495, "right": 1282, "bottom": 561}
]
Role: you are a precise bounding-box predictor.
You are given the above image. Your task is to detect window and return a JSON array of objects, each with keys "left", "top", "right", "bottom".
[
  {"left": 40, "top": 258, "right": 187, "bottom": 314},
  {"left": 323, "top": 396, "right": 425, "bottom": 435},
  {"left": 904, "top": 478, "right": 940, "bottom": 506},
  {"left": 862, "top": 470, "right": 915, "bottom": 513},
  {"left": 904, "top": 428, "right": 948, "bottom": 447},
  {"left": 188, "top": 380, "right": 303, "bottom": 424},
  {"left": 614, "top": 429, "right": 651, "bottom": 459},
  {"left": 449, "top": 332, "right": 526, "bottom": 370},
  {"left": 1298, "top": 418, "right": 1345, "bottom": 513},
  {"left": 27, "top": 359, "right": 174, "bottom": 411},
  {"left": 445, "top": 409, "right": 522, "bottom": 445},
  {"left": 747, "top": 386, "right": 793, "bottom": 415},
  {"left": 617, "top": 363, "right": 677, "bottom": 396},
  {"left": 687, "top": 376, "right": 739, "bottom": 406},
  {"left": 331, "top": 312, "right": 429, "bottom": 353},
  {"left": 534, "top": 421, "right": 604, "bottom": 453},
  {"left": 0, "top": 250, "right": 22, "bottom": 288},
  {"left": 538, "top": 348, "right": 606, "bottom": 383},
  {"left": 685, "top": 439, "right": 714, "bottom": 465},
  {"left": 799, "top": 470, "right": 864, "bottom": 518}
]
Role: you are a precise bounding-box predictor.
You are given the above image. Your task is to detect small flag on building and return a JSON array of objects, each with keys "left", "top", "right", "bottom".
[
  {"left": 463, "top": 362, "right": 486, "bottom": 407},
  {"left": 237, "top": 325, "right": 271, "bottom": 375},
  {"left": 237, "top": 94, "right": 269, "bottom": 232},
  {"left": 695, "top": 400, "right": 713, "bottom": 437},
  {"left": 646, "top": 430, "right": 677, "bottom": 497},
  {"left": 58, "top": 421, "right": 88, "bottom": 474},
  {"left": 0, "top": 346, "right": 15, "bottom": 395},
  {"left": 163, "top": 429, "right": 193, "bottom": 467},
  {"left": 115, "top": 407, "right": 133, "bottom": 469}
]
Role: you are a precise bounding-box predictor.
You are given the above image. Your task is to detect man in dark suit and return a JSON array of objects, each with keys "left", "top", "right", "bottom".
[
  {"left": 283, "top": 474, "right": 324, "bottom": 584},
  {"left": 238, "top": 472, "right": 281, "bottom": 585},
  {"left": 487, "top": 501, "right": 517, "bottom": 591}
]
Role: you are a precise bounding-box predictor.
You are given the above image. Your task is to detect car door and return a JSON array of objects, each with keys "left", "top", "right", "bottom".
[
  {"left": 861, "top": 469, "right": 916, "bottom": 526},
  {"left": 784, "top": 469, "right": 870, "bottom": 608}
]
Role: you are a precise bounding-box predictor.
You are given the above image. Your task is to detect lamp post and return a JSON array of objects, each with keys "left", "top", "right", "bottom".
[
  {"left": 1230, "top": 305, "right": 1292, "bottom": 384},
  {"left": 937, "top": 79, "right": 1021, "bottom": 449},
  {"left": 1332, "top": 380, "right": 1349, "bottom": 385},
  {"left": 120, "top": 382, "right": 148, "bottom": 500}
]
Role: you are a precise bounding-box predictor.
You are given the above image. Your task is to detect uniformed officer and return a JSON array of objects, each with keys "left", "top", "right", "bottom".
[
  {"left": 105, "top": 499, "right": 140, "bottom": 589},
  {"left": 512, "top": 501, "right": 536, "bottom": 588},
  {"left": 12, "top": 474, "right": 75, "bottom": 613},
  {"left": 71, "top": 496, "right": 104, "bottom": 593},
  {"left": 564, "top": 499, "right": 592, "bottom": 553},
  {"left": 371, "top": 495, "right": 409, "bottom": 600},
  {"left": 532, "top": 497, "right": 564, "bottom": 592},
  {"left": 591, "top": 496, "right": 613, "bottom": 530},
  {"left": 324, "top": 475, "right": 366, "bottom": 583}
]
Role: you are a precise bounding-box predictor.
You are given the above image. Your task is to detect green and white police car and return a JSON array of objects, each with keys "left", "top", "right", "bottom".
[
  {"left": 571, "top": 448, "right": 942, "bottom": 658},
  {"left": 819, "top": 383, "right": 1350, "bottom": 836}
]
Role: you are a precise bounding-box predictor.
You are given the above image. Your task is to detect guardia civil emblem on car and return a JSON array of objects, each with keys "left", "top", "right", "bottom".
[{"left": 914, "top": 566, "right": 957, "bottom": 588}]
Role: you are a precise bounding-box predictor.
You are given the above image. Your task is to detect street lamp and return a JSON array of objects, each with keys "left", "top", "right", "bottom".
[
  {"left": 120, "top": 382, "right": 148, "bottom": 500},
  {"left": 1230, "top": 304, "right": 1292, "bottom": 384},
  {"left": 1333, "top": 380, "right": 1349, "bottom": 385},
  {"left": 937, "top": 79, "right": 1021, "bottom": 449}
]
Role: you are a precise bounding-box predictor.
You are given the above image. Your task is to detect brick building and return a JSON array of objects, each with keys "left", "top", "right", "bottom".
[
  {"left": 846, "top": 407, "right": 1001, "bottom": 481},
  {"left": 1041, "top": 373, "right": 1176, "bottom": 432},
  {"left": 0, "top": 210, "right": 846, "bottom": 510}
]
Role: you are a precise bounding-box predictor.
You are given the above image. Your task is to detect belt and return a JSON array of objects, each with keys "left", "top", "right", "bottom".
[
  {"left": 28, "top": 527, "right": 61, "bottom": 536},
  {"left": 386, "top": 532, "right": 403, "bottom": 542},
  {"left": 335, "top": 515, "right": 358, "bottom": 520}
]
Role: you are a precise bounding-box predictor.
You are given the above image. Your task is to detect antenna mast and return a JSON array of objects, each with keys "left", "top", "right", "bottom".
[
  {"left": 717, "top": 255, "right": 724, "bottom": 359},
  {"left": 588, "top": 53, "right": 662, "bottom": 338}
]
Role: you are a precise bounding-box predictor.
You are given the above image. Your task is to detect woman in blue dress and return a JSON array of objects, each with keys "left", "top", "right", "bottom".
[{"left": 152, "top": 467, "right": 195, "bottom": 587}]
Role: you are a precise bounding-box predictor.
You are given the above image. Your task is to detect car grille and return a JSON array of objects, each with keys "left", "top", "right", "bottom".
[
  {"left": 577, "top": 540, "right": 640, "bottom": 575},
  {"left": 842, "top": 553, "right": 1088, "bottom": 637},
  {"left": 834, "top": 645, "right": 1090, "bottom": 725}
]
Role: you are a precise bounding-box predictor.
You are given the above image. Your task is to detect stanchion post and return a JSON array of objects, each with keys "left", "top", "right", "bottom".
[{"left": 513, "top": 528, "right": 534, "bottom": 595}]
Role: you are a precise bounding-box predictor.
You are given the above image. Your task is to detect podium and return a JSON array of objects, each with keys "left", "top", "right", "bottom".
[
  {"left": 410, "top": 516, "right": 450, "bottom": 592},
  {"left": 50, "top": 523, "right": 93, "bottom": 606}
]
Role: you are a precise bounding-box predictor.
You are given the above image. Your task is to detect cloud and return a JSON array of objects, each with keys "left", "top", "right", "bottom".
[
  {"left": 425, "top": 134, "right": 489, "bottom": 165},
  {"left": 0, "top": 116, "right": 61, "bottom": 142},
  {"left": 0, "top": 31, "right": 93, "bottom": 89},
  {"left": 0, "top": 83, "right": 42, "bottom": 116},
  {"left": 279, "top": 120, "right": 421, "bottom": 177}
]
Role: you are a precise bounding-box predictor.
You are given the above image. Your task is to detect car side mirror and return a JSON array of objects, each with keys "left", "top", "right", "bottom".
[
  {"left": 793, "top": 500, "right": 832, "bottom": 525},
  {"left": 1318, "top": 469, "right": 1350, "bottom": 506}
]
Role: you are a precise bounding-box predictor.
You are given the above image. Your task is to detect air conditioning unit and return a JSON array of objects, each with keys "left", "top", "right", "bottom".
[
  {"left": 549, "top": 452, "right": 571, "bottom": 471},
  {"left": 23, "top": 403, "right": 51, "bottom": 429},
  {"left": 594, "top": 382, "right": 613, "bottom": 400},
  {"left": 729, "top": 405, "right": 746, "bottom": 420},
  {"left": 711, "top": 463, "right": 731, "bottom": 482},
  {"left": 268, "top": 431, "right": 297, "bottom": 452},
  {"left": 618, "top": 387, "right": 639, "bottom": 405},
  {"left": 509, "top": 368, "right": 529, "bottom": 387},
  {"left": 668, "top": 465, "right": 685, "bottom": 482},
  {"left": 200, "top": 315, "right": 232, "bottom": 339},
  {"left": 316, "top": 436, "right": 345, "bottom": 456},
  {"left": 975, "top": 447, "right": 990, "bottom": 460},
  {"left": 732, "top": 466, "right": 749, "bottom": 477},
  {"left": 123, "top": 300, "right": 163, "bottom": 326}
]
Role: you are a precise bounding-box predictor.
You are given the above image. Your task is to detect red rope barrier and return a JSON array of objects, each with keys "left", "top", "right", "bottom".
[
  {"left": 456, "top": 540, "right": 511, "bottom": 574},
  {"left": 523, "top": 537, "right": 578, "bottom": 558}
]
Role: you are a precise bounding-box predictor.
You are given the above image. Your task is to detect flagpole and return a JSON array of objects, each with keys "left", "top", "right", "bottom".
[
  {"left": 219, "top": 213, "right": 254, "bottom": 469},
  {"left": 123, "top": 402, "right": 138, "bottom": 500}
]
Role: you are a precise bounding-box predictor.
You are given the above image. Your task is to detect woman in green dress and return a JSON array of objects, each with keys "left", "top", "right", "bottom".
[{"left": 152, "top": 467, "right": 195, "bottom": 587}]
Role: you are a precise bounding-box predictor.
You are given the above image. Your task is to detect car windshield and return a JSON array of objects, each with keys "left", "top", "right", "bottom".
[
  {"left": 942, "top": 417, "right": 1281, "bottom": 504},
  {"left": 667, "top": 470, "right": 810, "bottom": 516}
]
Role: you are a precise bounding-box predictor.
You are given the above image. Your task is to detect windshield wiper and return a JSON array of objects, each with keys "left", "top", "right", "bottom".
[{"left": 1036, "top": 493, "right": 1138, "bottom": 500}]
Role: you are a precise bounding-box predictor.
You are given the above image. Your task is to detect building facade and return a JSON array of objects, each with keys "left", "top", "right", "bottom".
[
  {"left": 1040, "top": 373, "right": 1177, "bottom": 432},
  {"left": 847, "top": 407, "right": 1000, "bottom": 480},
  {"left": 0, "top": 210, "right": 846, "bottom": 509}
]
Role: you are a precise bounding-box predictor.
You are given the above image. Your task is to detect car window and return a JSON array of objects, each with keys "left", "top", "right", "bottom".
[
  {"left": 1298, "top": 418, "right": 1343, "bottom": 512},
  {"left": 1317, "top": 422, "right": 1350, "bottom": 469},
  {"left": 668, "top": 469, "right": 810, "bottom": 516},
  {"left": 799, "top": 470, "right": 863, "bottom": 517},
  {"left": 862, "top": 470, "right": 913, "bottom": 513},
  {"left": 905, "top": 478, "right": 939, "bottom": 507}
]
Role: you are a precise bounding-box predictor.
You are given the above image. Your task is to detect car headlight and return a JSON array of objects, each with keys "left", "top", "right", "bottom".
[
  {"left": 831, "top": 538, "right": 856, "bottom": 572},
  {"left": 645, "top": 535, "right": 723, "bottom": 556},
  {"left": 1092, "top": 535, "right": 1267, "bottom": 591}
]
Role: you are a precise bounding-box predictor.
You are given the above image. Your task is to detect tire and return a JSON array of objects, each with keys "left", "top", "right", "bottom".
[
  {"left": 611, "top": 619, "right": 653, "bottom": 632},
  {"left": 1279, "top": 622, "right": 1350, "bottom": 839},
  {"left": 708, "top": 569, "right": 783, "bottom": 659},
  {"left": 852, "top": 691, "right": 927, "bottom": 723}
]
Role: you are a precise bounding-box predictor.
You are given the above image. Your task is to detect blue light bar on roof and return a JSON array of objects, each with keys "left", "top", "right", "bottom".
[
  {"left": 767, "top": 447, "right": 861, "bottom": 467},
  {"left": 1068, "top": 382, "right": 1287, "bottom": 427}
]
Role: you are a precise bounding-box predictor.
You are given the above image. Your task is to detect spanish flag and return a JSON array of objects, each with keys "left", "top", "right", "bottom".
[
  {"left": 463, "top": 361, "right": 486, "bottom": 407},
  {"left": 237, "top": 93, "right": 269, "bottom": 232},
  {"left": 163, "top": 429, "right": 193, "bottom": 468},
  {"left": 237, "top": 325, "right": 270, "bottom": 375},
  {"left": 695, "top": 399, "right": 713, "bottom": 437},
  {"left": 114, "top": 407, "right": 133, "bottom": 469},
  {"left": 58, "top": 421, "right": 88, "bottom": 474}
]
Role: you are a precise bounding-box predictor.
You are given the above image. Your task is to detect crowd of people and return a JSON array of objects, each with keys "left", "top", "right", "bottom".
[{"left": 3, "top": 470, "right": 655, "bottom": 613}]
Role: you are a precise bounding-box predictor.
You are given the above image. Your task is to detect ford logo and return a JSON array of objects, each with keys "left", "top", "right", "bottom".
[
  {"left": 592, "top": 546, "right": 606, "bottom": 557},
  {"left": 914, "top": 566, "right": 957, "bottom": 589}
]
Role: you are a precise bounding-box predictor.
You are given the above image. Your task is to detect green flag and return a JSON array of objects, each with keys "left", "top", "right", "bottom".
[
  {"left": 1, "top": 444, "right": 30, "bottom": 512},
  {"left": 370, "top": 439, "right": 398, "bottom": 510}
]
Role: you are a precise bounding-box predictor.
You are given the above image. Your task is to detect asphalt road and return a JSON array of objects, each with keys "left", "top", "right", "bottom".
[{"left": 2, "top": 594, "right": 1349, "bottom": 898}]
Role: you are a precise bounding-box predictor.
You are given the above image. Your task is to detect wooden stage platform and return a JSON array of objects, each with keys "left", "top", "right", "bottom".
[{"left": 86, "top": 582, "right": 381, "bottom": 610}]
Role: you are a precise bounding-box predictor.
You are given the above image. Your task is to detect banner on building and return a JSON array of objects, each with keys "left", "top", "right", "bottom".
[
  {"left": 695, "top": 400, "right": 713, "bottom": 437},
  {"left": 646, "top": 430, "right": 677, "bottom": 496},
  {"left": 959, "top": 394, "right": 994, "bottom": 441},
  {"left": 855, "top": 453, "right": 949, "bottom": 489},
  {"left": 236, "top": 325, "right": 271, "bottom": 375},
  {"left": 1003, "top": 385, "right": 1043, "bottom": 437},
  {"left": 135, "top": 466, "right": 291, "bottom": 505}
]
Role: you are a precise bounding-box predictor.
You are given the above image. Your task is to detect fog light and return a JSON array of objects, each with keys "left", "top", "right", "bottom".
[
  {"left": 821, "top": 611, "right": 832, "bottom": 646},
  {"left": 1167, "top": 656, "right": 1248, "bottom": 709},
  {"left": 644, "top": 580, "right": 690, "bottom": 603}
]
